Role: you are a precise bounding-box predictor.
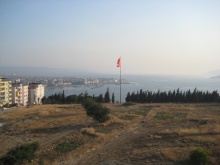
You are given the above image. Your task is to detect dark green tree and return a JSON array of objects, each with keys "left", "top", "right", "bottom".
[
  {"left": 104, "top": 88, "right": 111, "bottom": 103},
  {"left": 98, "top": 94, "right": 103, "bottom": 103},
  {"left": 41, "top": 96, "right": 46, "bottom": 104},
  {"left": 125, "top": 92, "right": 131, "bottom": 102},
  {"left": 84, "top": 91, "right": 88, "bottom": 101},
  {"left": 62, "top": 90, "right": 65, "bottom": 104},
  {"left": 112, "top": 93, "right": 115, "bottom": 103}
]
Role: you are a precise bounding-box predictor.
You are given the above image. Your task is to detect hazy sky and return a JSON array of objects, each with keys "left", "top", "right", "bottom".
[{"left": 1, "top": 0, "right": 220, "bottom": 75}]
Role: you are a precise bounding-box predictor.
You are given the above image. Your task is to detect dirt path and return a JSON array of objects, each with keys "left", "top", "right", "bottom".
[{"left": 70, "top": 120, "right": 180, "bottom": 165}]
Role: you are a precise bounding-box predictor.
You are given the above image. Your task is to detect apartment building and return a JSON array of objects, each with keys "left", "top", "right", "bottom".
[
  {"left": 12, "top": 83, "right": 29, "bottom": 106},
  {"left": 28, "top": 83, "right": 45, "bottom": 105},
  {"left": 0, "top": 77, "right": 12, "bottom": 107}
]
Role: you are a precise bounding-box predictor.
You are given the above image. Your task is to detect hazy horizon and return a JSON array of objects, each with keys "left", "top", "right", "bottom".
[
  {"left": 1, "top": 0, "right": 220, "bottom": 76},
  {"left": 1, "top": 66, "right": 220, "bottom": 78}
]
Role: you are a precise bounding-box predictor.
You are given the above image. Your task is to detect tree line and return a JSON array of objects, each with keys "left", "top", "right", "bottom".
[
  {"left": 125, "top": 88, "right": 220, "bottom": 103},
  {"left": 42, "top": 88, "right": 114, "bottom": 104},
  {"left": 42, "top": 88, "right": 220, "bottom": 104}
]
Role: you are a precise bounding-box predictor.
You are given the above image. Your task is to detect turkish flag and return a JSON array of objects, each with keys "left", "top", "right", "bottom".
[{"left": 117, "top": 57, "right": 121, "bottom": 67}]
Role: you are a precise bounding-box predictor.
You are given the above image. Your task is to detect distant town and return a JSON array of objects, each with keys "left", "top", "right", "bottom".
[
  {"left": 0, "top": 75, "right": 129, "bottom": 108},
  {"left": 6, "top": 75, "right": 129, "bottom": 87}
]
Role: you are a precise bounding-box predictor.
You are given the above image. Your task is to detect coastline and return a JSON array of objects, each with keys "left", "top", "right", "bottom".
[{"left": 45, "top": 76, "right": 220, "bottom": 102}]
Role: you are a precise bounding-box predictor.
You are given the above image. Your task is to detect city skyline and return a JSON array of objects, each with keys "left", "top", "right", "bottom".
[{"left": 1, "top": 0, "right": 220, "bottom": 76}]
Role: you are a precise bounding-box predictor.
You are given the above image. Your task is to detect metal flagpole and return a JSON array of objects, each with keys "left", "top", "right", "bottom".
[
  {"left": 117, "top": 57, "right": 121, "bottom": 104},
  {"left": 120, "top": 63, "right": 121, "bottom": 104}
]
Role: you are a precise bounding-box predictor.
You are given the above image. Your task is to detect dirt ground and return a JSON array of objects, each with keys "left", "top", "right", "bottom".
[{"left": 0, "top": 103, "right": 220, "bottom": 165}]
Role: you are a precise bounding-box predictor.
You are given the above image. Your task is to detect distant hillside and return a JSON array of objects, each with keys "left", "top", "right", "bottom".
[
  {"left": 211, "top": 75, "right": 220, "bottom": 79},
  {"left": 207, "top": 70, "right": 220, "bottom": 77}
]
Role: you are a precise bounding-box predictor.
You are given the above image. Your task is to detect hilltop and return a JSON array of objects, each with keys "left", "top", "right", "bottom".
[
  {"left": 0, "top": 103, "right": 220, "bottom": 164},
  {"left": 211, "top": 75, "right": 220, "bottom": 79}
]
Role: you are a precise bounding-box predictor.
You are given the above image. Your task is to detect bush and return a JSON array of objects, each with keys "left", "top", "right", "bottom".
[
  {"left": 83, "top": 101, "right": 110, "bottom": 123},
  {"left": 92, "top": 106, "right": 110, "bottom": 123},
  {"left": 82, "top": 99, "right": 96, "bottom": 110},
  {"left": 0, "top": 142, "right": 39, "bottom": 165},
  {"left": 55, "top": 140, "right": 82, "bottom": 153},
  {"left": 190, "top": 147, "right": 210, "bottom": 165}
]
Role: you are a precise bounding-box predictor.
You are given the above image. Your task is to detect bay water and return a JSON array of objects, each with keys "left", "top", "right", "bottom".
[{"left": 45, "top": 75, "right": 220, "bottom": 102}]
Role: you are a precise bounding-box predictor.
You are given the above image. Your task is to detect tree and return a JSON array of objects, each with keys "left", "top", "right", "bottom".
[
  {"left": 41, "top": 96, "right": 46, "bottom": 104},
  {"left": 77, "top": 93, "right": 84, "bottom": 104},
  {"left": 98, "top": 94, "right": 103, "bottom": 103},
  {"left": 112, "top": 93, "right": 115, "bottom": 103},
  {"left": 62, "top": 90, "right": 65, "bottom": 104},
  {"left": 125, "top": 92, "right": 131, "bottom": 102},
  {"left": 104, "top": 88, "right": 111, "bottom": 103},
  {"left": 84, "top": 91, "right": 88, "bottom": 101},
  {"left": 139, "top": 89, "right": 147, "bottom": 103},
  {"left": 66, "top": 95, "right": 77, "bottom": 104}
]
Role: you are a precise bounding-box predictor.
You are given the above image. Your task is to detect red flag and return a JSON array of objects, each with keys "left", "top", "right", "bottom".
[{"left": 117, "top": 57, "right": 121, "bottom": 67}]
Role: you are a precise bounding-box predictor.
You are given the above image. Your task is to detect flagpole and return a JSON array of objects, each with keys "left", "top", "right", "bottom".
[
  {"left": 117, "top": 57, "right": 121, "bottom": 104},
  {"left": 120, "top": 63, "right": 121, "bottom": 104}
]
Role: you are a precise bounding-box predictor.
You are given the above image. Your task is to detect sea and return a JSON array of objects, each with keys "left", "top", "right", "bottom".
[{"left": 45, "top": 75, "right": 220, "bottom": 103}]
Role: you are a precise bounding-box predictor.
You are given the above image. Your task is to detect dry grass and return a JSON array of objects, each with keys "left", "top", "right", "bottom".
[
  {"left": 160, "top": 121, "right": 220, "bottom": 136},
  {"left": 0, "top": 105, "right": 88, "bottom": 132},
  {"left": 189, "top": 135, "right": 220, "bottom": 144},
  {"left": 161, "top": 148, "right": 190, "bottom": 162},
  {"left": 0, "top": 104, "right": 90, "bottom": 157},
  {"left": 80, "top": 127, "right": 97, "bottom": 137},
  {"left": 0, "top": 103, "right": 220, "bottom": 164}
]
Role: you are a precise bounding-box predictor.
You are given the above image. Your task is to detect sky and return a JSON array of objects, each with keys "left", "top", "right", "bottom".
[{"left": 0, "top": 0, "right": 220, "bottom": 76}]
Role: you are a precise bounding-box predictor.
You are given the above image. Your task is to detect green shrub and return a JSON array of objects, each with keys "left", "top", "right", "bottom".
[
  {"left": 83, "top": 101, "right": 110, "bottom": 123},
  {"left": 0, "top": 142, "right": 39, "bottom": 165},
  {"left": 190, "top": 147, "right": 210, "bottom": 165},
  {"left": 92, "top": 106, "right": 110, "bottom": 123},
  {"left": 0, "top": 154, "right": 16, "bottom": 165},
  {"left": 82, "top": 99, "right": 95, "bottom": 109},
  {"left": 55, "top": 140, "right": 82, "bottom": 153}
]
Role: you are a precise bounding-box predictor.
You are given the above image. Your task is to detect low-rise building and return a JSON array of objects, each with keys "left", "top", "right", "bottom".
[
  {"left": 48, "top": 79, "right": 55, "bottom": 86},
  {"left": 28, "top": 83, "right": 45, "bottom": 105},
  {"left": 57, "top": 79, "right": 64, "bottom": 86},
  {"left": 40, "top": 80, "right": 48, "bottom": 86},
  {"left": 0, "top": 77, "right": 12, "bottom": 107},
  {"left": 12, "top": 83, "right": 28, "bottom": 106}
]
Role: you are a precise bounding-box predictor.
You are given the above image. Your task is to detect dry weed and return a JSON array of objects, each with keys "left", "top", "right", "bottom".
[
  {"left": 189, "top": 135, "right": 220, "bottom": 144},
  {"left": 81, "top": 127, "right": 96, "bottom": 136},
  {"left": 101, "top": 114, "right": 129, "bottom": 127},
  {"left": 161, "top": 148, "right": 190, "bottom": 161}
]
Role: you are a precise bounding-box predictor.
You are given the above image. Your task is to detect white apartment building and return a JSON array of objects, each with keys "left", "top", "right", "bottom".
[
  {"left": 12, "top": 83, "right": 29, "bottom": 106},
  {"left": 0, "top": 77, "right": 12, "bottom": 107},
  {"left": 28, "top": 83, "right": 45, "bottom": 105}
]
